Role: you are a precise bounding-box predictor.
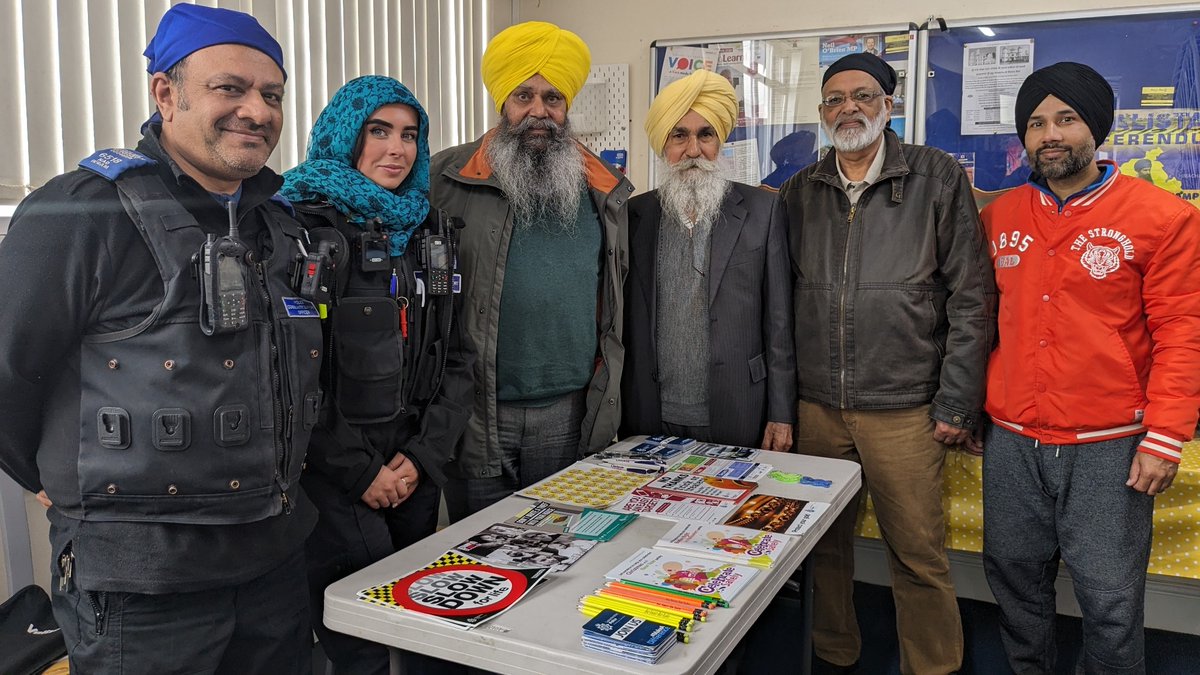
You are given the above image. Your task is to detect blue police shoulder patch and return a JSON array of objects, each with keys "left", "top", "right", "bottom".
[{"left": 78, "top": 149, "right": 157, "bottom": 181}]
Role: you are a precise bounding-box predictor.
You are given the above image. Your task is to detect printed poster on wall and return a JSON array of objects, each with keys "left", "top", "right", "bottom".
[
  {"left": 819, "top": 33, "right": 884, "bottom": 65},
  {"left": 960, "top": 39, "right": 1034, "bottom": 135},
  {"left": 1103, "top": 108, "right": 1200, "bottom": 207},
  {"left": 766, "top": 37, "right": 822, "bottom": 124},
  {"left": 717, "top": 139, "right": 761, "bottom": 185},
  {"left": 659, "top": 46, "right": 711, "bottom": 89},
  {"left": 712, "top": 42, "right": 750, "bottom": 120}
]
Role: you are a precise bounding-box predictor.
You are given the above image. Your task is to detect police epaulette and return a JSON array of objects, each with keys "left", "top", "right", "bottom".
[
  {"left": 270, "top": 192, "right": 296, "bottom": 217},
  {"left": 78, "top": 148, "right": 157, "bottom": 181}
]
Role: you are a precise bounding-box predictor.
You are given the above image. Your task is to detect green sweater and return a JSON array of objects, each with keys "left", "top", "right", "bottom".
[{"left": 496, "top": 192, "right": 602, "bottom": 404}]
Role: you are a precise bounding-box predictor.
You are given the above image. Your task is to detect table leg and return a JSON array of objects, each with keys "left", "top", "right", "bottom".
[
  {"left": 801, "top": 561, "right": 813, "bottom": 675},
  {"left": 389, "top": 647, "right": 404, "bottom": 675}
]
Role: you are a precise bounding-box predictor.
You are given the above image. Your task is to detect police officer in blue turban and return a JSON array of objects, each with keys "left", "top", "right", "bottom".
[{"left": 0, "top": 5, "right": 322, "bottom": 672}]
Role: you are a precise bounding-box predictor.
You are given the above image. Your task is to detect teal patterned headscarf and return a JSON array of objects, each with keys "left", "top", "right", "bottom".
[{"left": 281, "top": 76, "right": 430, "bottom": 254}]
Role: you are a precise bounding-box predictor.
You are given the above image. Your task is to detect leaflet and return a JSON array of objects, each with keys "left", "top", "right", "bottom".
[
  {"left": 633, "top": 472, "right": 756, "bottom": 503},
  {"left": 657, "top": 520, "right": 792, "bottom": 568},
  {"left": 604, "top": 547, "right": 758, "bottom": 603},
  {"left": 670, "top": 455, "right": 772, "bottom": 481},
  {"left": 357, "top": 551, "right": 551, "bottom": 630},
  {"left": 453, "top": 523, "right": 595, "bottom": 573},
  {"left": 611, "top": 492, "right": 736, "bottom": 524},
  {"left": 722, "top": 494, "right": 830, "bottom": 536}
]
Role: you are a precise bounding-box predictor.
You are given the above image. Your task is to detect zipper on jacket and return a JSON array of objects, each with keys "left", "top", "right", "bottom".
[
  {"left": 280, "top": 490, "right": 293, "bottom": 514},
  {"left": 254, "top": 256, "right": 289, "bottom": 515},
  {"left": 838, "top": 200, "right": 857, "bottom": 408},
  {"left": 238, "top": 201, "right": 294, "bottom": 477}
]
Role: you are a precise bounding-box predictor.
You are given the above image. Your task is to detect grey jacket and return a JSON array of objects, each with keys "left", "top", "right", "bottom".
[
  {"left": 429, "top": 132, "right": 633, "bottom": 478},
  {"left": 621, "top": 182, "right": 796, "bottom": 447},
  {"left": 779, "top": 129, "right": 996, "bottom": 429}
]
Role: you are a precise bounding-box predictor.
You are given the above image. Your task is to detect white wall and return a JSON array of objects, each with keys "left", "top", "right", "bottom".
[{"left": 518, "top": 0, "right": 1197, "bottom": 191}]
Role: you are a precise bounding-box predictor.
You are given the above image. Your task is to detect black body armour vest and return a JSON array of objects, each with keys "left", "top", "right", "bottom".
[
  {"left": 296, "top": 204, "right": 457, "bottom": 430},
  {"left": 76, "top": 151, "right": 323, "bottom": 525}
]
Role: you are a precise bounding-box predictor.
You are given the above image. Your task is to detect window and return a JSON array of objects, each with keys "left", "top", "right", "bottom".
[{"left": 0, "top": 0, "right": 494, "bottom": 204}]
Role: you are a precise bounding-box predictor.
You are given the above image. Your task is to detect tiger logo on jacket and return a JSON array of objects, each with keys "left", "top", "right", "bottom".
[{"left": 1080, "top": 241, "right": 1122, "bottom": 280}]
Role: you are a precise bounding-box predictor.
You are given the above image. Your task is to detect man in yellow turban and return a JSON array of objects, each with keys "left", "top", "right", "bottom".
[
  {"left": 429, "top": 21, "right": 633, "bottom": 520},
  {"left": 620, "top": 68, "right": 796, "bottom": 455},
  {"left": 480, "top": 20, "right": 591, "bottom": 114}
]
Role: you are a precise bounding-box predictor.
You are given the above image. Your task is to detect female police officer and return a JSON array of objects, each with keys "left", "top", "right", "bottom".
[{"left": 281, "top": 76, "right": 473, "bottom": 674}]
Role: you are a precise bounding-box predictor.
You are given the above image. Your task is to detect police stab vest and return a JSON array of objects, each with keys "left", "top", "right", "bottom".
[{"left": 75, "top": 149, "right": 323, "bottom": 525}]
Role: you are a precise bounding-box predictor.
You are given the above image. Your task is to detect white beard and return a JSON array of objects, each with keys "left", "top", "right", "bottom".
[
  {"left": 822, "top": 105, "right": 889, "bottom": 153},
  {"left": 487, "top": 116, "right": 586, "bottom": 232},
  {"left": 657, "top": 157, "right": 730, "bottom": 229}
]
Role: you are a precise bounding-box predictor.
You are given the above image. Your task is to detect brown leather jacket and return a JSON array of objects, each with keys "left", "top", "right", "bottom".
[{"left": 779, "top": 129, "right": 996, "bottom": 429}]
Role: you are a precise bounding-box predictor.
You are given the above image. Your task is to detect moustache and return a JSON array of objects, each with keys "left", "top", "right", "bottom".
[
  {"left": 516, "top": 117, "right": 562, "bottom": 134},
  {"left": 833, "top": 113, "right": 869, "bottom": 131},
  {"left": 673, "top": 157, "right": 719, "bottom": 172},
  {"left": 1037, "top": 143, "right": 1069, "bottom": 155},
  {"left": 219, "top": 117, "right": 271, "bottom": 136}
]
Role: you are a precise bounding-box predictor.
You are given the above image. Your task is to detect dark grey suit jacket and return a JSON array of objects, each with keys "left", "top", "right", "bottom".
[{"left": 620, "top": 182, "right": 796, "bottom": 447}]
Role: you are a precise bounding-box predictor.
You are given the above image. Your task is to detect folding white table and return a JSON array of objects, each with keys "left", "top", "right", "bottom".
[{"left": 324, "top": 438, "right": 862, "bottom": 675}]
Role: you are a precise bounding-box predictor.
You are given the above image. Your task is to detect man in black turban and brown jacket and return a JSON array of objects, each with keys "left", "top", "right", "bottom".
[{"left": 779, "top": 53, "right": 996, "bottom": 675}]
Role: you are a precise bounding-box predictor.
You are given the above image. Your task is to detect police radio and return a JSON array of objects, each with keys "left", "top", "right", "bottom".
[
  {"left": 196, "top": 201, "right": 251, "bottom": 336},
  {"left": 423, "top": 234, "right": 451, "bottom": 295},
  {"left": 420, "top": 212, "right": 459, "bottom": 296}
]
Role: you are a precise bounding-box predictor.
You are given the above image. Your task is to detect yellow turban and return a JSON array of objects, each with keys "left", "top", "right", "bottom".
[
  {"left": 645, "top": 70, "right": 738, "bottom": 155},
  {"left": 481, "top": 21, "right": 591, "bottom": 114}
]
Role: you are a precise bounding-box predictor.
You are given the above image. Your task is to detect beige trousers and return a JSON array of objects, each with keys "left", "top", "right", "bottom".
[{"left": 795, "top": 400, "right": 963, "bottom": 675}]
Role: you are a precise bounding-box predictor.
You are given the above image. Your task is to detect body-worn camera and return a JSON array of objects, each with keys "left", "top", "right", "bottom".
[{"left": 358, "top": 218, "right": 390, "bottom": 272}]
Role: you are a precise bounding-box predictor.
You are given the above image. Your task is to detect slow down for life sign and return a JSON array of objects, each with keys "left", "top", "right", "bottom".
[{"left": 358, "top": 551, "right": 552, "bottom": 629}]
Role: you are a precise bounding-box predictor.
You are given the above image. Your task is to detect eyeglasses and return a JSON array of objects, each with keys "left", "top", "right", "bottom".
[{"left": 820, "top": 90, "right": 886, "bottom": 108}]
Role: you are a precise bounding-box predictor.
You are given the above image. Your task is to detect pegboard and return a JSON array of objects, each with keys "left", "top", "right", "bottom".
[{"left": 572, "top": 63, "right": 630, "bottom": 157}]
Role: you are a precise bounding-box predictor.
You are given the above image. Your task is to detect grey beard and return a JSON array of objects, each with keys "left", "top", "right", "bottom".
[
  {"left": 1032, "top": 138, "right": 1096, "bottom": 180},
  {"left": 658, "top": 157, "right": 730, "bottom": 228},
  {"left": 822, "top": 105, "right": 889, "bottom": 154},
  {"left": 487, "top": 116, "right": 586, "bottom": 232}
]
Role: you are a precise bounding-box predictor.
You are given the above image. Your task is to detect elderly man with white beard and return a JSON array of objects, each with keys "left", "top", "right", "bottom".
[
  {"left": 779, "top": 54, "right": 996, "bottom": 675},
  {"left": 621, "top": 69, "right": 795, "bottom": 452},
  {"left": 430, "top": 21, "right": 632, "bottom": 521}
]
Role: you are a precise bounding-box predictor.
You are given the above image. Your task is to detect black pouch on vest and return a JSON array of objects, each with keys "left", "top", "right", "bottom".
[{"left": 332, "top": 297, "right": 403, "bottom": 423}]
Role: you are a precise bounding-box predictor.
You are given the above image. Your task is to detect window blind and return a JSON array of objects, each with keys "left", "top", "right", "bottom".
[{"left": 0, "top": 0, "right": 494, "bottom": 204}]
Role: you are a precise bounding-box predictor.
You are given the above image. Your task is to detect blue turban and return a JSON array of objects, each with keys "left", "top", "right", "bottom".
[
  {"left": 281, "top": 76, "right": 431, "bottom": 254},
  {"left": 144, "top": 4, "right": 286, "bottom": 80}
]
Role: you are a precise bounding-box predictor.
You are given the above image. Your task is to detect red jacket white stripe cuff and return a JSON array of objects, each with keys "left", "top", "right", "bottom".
[{"left": 1138, "top": 431, "right": 1184, "bottom": 463}]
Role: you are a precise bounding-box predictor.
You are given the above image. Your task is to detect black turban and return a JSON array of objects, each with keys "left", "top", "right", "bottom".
[
  {"left": 822, "top": 53, "right": 897, "bottom": 95},
  {"left": 1014, "top": 62, "right": 1114, "bottom": 147}
]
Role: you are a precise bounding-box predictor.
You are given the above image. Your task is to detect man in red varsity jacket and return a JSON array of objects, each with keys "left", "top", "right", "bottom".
[{"left": 980, "top": 61, "right": 1200, "bottom": 675}]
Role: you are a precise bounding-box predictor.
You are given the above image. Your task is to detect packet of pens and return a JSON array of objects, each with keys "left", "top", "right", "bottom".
[
  {"left": 578, "top": 579, "right": 720, "bottom": 637},
  {"left": 581, "top": 608, "right": 683, "bottom": 664}
]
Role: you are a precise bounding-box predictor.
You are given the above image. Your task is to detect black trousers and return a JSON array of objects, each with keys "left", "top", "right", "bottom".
[
  {"left": 303, "top": 469, "right": 440, "bottom": 675},
  {"left": 51, "top": 546, "right": 310, "bottom": 675}
]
